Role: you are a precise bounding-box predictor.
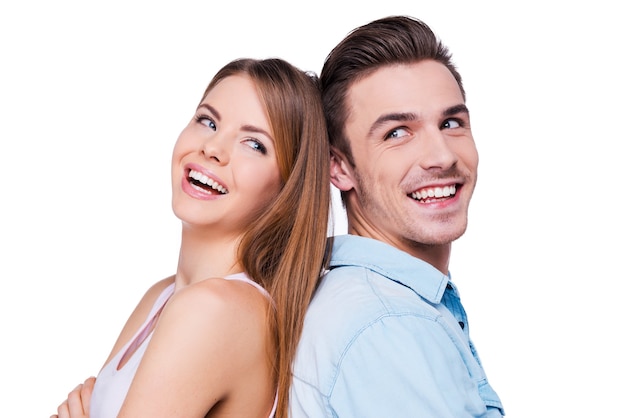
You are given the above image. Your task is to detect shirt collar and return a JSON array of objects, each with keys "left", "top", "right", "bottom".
[{"left": 329, "top": 234, "right": 449, "bottom": 303}]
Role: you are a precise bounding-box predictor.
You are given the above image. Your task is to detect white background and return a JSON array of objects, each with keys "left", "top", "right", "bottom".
[{"left": 1, "top": 1, "right": 624, "bottom": 417}]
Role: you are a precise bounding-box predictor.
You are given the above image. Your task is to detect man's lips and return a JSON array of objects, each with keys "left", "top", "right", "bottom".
[{"left": 409, "top": 184, "right": 457, "bottom": 202}]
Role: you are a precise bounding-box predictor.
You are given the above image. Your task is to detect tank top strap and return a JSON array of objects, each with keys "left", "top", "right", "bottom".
[
  {"left": 223, "top": 272, "right": 271, "bottom": 300},
  {"left": 116, "top": 282, "right": 175, "bottom": 371}
]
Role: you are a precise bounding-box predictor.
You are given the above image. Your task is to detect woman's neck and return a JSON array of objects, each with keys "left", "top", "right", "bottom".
[{"left": 175, "top": 224, "right": 244, "bottom": 287}]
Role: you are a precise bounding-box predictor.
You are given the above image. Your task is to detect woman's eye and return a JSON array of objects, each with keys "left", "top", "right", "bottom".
[
  {"left": 196, "top": 115, "right": 217, "bottom": 131},
  {"left": 244, "top": 139, "right": 267, "bottom": 154},
  {"left": 442, "top": 119, "right": 462, "bottom": 129},
  {"left": 384, "top": 127, "right": 410, "bottom": 140}
]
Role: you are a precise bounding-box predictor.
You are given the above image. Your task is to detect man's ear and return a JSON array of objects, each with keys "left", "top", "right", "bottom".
[{"left": 330, "top": 147, "right": 355, "bottom": 192}]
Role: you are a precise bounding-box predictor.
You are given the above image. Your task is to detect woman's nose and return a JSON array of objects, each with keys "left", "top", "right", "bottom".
[{"left": 202, "top": 134, "right": 230, "bottom": 165}]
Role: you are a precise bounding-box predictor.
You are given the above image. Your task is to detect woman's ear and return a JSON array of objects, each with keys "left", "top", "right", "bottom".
[{"left": 330, "top": 147, "right": 355, "bottom": 192}]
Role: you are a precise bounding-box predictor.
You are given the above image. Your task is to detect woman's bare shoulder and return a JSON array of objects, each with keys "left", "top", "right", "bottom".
[
  {"left": 119, "top": 277, "right": 274, "bottom": 416},
  {"left": 165, "top": 277, "right": 270, "bottom": 341}
]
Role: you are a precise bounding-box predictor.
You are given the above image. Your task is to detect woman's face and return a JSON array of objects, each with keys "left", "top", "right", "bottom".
[{"left": 171, "top": 74, "right": 282, "bottom": 236}]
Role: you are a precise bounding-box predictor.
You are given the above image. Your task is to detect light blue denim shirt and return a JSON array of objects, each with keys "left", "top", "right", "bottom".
[{"left": 290, "top": 235, "right": 504, "bottom": 417}]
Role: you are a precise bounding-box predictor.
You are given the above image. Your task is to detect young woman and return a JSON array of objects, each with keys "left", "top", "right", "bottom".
[{"left": 52, "top": 58, "right": 331, "bottom": 418}]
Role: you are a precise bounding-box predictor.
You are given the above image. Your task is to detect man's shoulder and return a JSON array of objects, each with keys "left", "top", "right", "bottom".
[
  {"left": 301, "top": 264, "right": 441, "bottom": 345},
  {"left": 328, "top": 234, "right": 449, "bottom": 304},
  {"left": 292, "top": 263, "right": 448, "bottom": 407}
]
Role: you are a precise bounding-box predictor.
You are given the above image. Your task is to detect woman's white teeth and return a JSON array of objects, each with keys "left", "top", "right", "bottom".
[
  {"left": 411, "top": 185, "right": 456, "bottom": 200},
  {"left": 189, "top": 169, "right": 228, "bottom": 194}
]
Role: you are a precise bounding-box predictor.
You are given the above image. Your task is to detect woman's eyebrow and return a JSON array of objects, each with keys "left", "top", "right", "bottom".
[
  {"left": 197, "top": 103, "right": 221, "bottom": 121},
  {"left": 241, "top": 124, "right": 274, "bottom": 143}
]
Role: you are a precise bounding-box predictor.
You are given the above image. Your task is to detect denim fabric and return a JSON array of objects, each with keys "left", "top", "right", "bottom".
[{"left": 290, "top": 234, "right": 504, "bottom": 417}]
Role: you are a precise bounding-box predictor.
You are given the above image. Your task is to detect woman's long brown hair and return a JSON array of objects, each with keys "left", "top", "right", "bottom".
[{"left": 202, "top": 58, "right": 331, "bottom": 417}]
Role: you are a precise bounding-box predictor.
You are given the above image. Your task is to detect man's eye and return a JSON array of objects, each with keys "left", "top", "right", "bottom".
[
  {"left": 384, "top": 127, "right": 410, "bottom": 140},
  {"left": 244, "top": 139, "right": 267, "bottom": 155},
  {"left": 442, "top": 119, "right": 462, "bottom": 129}
]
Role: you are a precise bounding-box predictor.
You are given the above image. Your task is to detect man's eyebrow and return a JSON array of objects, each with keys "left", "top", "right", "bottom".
[
  {"left": 368, "top": 112, "right": 417, "bottom": 137},
  {"left": 443, "top": 104, "right": 470, "bottom": 117},
  {"left": 197, "top": 103, "right": 221, "bottom": 121},
  {"left": 366, "top": 104, "right": 468, "bottom": 137}
]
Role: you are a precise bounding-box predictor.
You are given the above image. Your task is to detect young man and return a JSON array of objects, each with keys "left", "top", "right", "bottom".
[{"left": 290, "top": 16, "right": 504, "bottom": 417}]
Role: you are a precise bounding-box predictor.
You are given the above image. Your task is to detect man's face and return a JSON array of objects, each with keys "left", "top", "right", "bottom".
[{"left": 334, "top": 60, "right": 478, "bottom": 255}]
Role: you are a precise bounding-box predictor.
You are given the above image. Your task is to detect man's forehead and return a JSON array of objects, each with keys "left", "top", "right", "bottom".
[{"left": 345, "top": 62, "right": 464, "bottom": 131}]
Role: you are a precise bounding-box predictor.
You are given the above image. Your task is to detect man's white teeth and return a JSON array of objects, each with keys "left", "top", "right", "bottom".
[
  {"left": 189, "top": 169, "right": 228, "bottom": 194},
  {"left": 411, "top": 185, "right": 456, "bottom": 201}
]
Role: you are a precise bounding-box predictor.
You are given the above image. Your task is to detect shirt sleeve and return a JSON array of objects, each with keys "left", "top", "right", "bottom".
[{"left": 327, "top": 313, "right": 499, "bottom": 417}]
